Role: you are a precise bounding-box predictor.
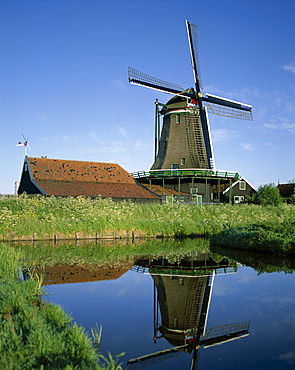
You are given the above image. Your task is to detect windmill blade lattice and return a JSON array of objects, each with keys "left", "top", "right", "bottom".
[
  {"left": 128, "top": 67, "right": 185, "bottom": 96},
  {"left": 201, "top": 321, "right": 250, "bottom": 348},
  {"left": 186, "top": 21, "right": 203, "bottom": 92},
  {"left": 203, "top": 94, "right": 253, "bottom": 120},
  {"left": 204, "top": 102, "right": 253, "bottom": 120}
]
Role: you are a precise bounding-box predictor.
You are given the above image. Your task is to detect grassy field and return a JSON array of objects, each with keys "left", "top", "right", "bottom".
[{"left": 1, "top": 194, "right": 295, "bottom": 254}]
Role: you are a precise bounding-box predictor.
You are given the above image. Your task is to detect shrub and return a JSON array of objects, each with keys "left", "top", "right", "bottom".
[{"left": 252, "top": 183, "right": 282, "bottom": 206}]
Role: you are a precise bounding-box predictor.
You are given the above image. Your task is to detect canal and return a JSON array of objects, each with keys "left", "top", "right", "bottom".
[{"left": 39, "top": 240, "right": 295, "bottom": 369}]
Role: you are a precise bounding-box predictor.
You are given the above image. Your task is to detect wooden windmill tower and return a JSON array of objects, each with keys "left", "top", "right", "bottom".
[{"left": 128, "top": 21, "right": 253, "bottom": 171}]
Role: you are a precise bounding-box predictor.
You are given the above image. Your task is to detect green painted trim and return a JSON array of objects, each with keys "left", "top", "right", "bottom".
[{"left": 132, "top": 169, "right": 240, "bottom": 181}]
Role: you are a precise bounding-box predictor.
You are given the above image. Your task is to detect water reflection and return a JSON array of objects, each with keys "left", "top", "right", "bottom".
[
  {"left": 128, "top": 254, "right": 250, "bottom": 369},
  {"left": 14, "top": 238, "right": 295, "bottom": 369},
  {"left": 40, "top": 259, "right": 137, "bottom": 285}
]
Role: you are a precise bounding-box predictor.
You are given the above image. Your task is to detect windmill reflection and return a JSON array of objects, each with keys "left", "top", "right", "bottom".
[{"left": 128, "top": 252, "right": 250, "bottom": 369}]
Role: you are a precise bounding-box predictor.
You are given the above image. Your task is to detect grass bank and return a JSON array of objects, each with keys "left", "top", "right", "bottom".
[
  {"left": 1, "top": 195, "right": 295, "bottom": 254},
  {"left": 0, "top": 194, "right": 223, "bottom": 240},
  {"left": 0, "top": 194, "right": 294, "bottom": 237},
  {"left": 0, "top": 244, "right": 123, "bottom": 370},
  {"left": 210, "top": 216, "right": 295, "bottom": 255}
]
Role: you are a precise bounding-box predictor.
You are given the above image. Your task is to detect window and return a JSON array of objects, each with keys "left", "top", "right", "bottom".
[
  {"left": 234, "top": 196, "right": 240, "bottom": 203},
  {"left": 176, "top": 114, "right": 180, "bottom": 124},
  {"left": 239, "top": 181, "right": 246, "bottom": 190},
  {"left": 234, "top": 195, "right": 245, "bottom": 204},
  {"left": 171, "top": 164, "right": 179, "bottom": 169},
  {"left": 181, "top": 158, "right": 185, "bottom": 165}
]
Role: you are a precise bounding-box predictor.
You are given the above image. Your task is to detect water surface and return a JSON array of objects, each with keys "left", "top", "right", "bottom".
[{"left": 41, "top": 243, "right": 295, "bottom": 369}]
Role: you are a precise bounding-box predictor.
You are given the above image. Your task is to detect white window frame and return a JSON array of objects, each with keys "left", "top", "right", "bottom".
[
  {"left": 234, "top": 195, "right": 245, "bottom": 204},
  {"left": 239, "top": 181, "right": 246, "bottom": 191}
]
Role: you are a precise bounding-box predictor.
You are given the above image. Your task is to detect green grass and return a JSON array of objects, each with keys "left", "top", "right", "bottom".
[
  {"left": 1, "top": 195, "right": 295, "bottom": 254},
  {"left": 210, "top": 217, "right": 295, "bottom": 255},
  {"left": 0, "top": 194, "right": 293, "bottom": 236}
]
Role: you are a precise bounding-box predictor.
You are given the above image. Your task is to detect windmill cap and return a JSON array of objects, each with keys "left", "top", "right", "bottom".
[{"left": 161, "top": 87, "right": 196, "bottom": 111}]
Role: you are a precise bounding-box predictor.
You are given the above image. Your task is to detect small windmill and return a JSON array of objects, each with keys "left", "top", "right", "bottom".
[
  {"left": 128, "top": 21, "right": 253, "bottom": 171},
  {"left": 16, "top": 134, "right": 31, "bottom": 156}
]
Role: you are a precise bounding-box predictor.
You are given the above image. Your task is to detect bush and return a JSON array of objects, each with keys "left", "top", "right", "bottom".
[
  {"left": 251, "top": 183, "right": 282, "bottom": 206},
  {"left": 284, "top": 194, "right": 295, "bottom": 205}
]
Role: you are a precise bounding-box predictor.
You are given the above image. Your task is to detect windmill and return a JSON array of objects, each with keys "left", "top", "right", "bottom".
[
  {"left": 16, "top": 134, "right": 31, "bottom": 156},
  {"left": 128, "top": 21, "right": 253, "bottom": 171}
]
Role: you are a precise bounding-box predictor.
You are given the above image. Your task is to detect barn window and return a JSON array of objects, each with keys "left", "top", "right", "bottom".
[
  {"left": 176, "top": 114, "right": 180, "bottom": 124},
  {"left": 239, "top": 181, "right": 246, "bottom": 190},
  {"left": 234, "top": 196, "right": 240, "bottom": 203},
  {"left": 234, "top": 195, "right": 245, "bottom": 204},
  {"left": 181, "top": 158, "right": 185, "bottom": 165}
]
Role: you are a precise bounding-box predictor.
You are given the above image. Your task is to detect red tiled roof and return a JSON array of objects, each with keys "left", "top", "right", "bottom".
[
  {"left": 36, "top": 179, "right": 159, "bottom": 198},
  {"left": 29, "top": 157, "right": 135, "bottom": 183},
  {"left": 25, "top": 157, "right": 160, "bottom": 199}
]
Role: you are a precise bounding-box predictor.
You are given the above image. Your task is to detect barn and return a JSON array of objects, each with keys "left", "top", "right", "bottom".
[
  {"left": 17, "top": 156, "right": 160, "bottom": 202},
  {"left": 277, "top": 183, "right": 295, "bottom": 199}
]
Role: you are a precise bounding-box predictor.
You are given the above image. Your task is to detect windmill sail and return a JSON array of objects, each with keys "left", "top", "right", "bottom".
[
  {"left": 186, "top": 20, "right": 202, "bottom": 92},
  {"left": 128, "top": 67, "right": 185, "bottom": 96},
  {"left": 203, "top": 94, "right": 253, "bottom": 120},
  {"left": 201, "top": 321, "right": 250, "bottom": 348},
  {"left": 127, "top": 345, "right": 185, "bottom": 370}
]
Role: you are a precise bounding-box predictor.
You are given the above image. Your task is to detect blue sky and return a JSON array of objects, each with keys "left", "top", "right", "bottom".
[{"left": 1, "top": 0, "right": 295, "bottom": 194}]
